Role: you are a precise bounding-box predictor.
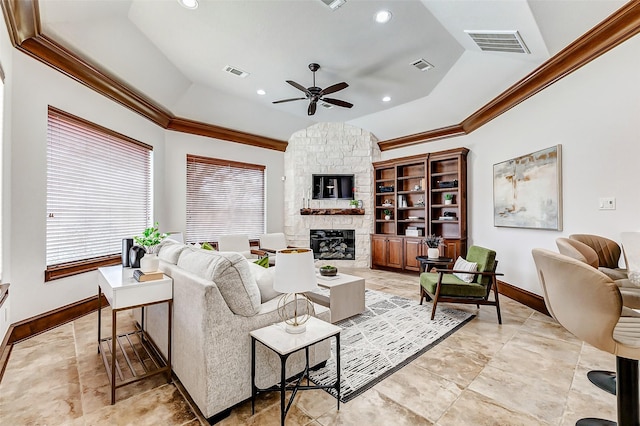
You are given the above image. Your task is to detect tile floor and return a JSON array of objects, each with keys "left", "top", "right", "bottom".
[{"left": 0, "top": 267, "right": 618, "bottom": 425}]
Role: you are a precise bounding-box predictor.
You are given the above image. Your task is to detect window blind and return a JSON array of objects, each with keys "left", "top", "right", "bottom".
[
  {"left": 46, "top": 107, "right": 152, "bottom": 267},
  {"left": 186, "top": 155, "right": 265, "bottom": 243}
]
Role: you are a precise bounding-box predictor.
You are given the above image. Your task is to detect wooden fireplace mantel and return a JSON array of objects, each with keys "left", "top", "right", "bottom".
[{"left": 300, "top": 208, "right": 365, "bottom": 215}]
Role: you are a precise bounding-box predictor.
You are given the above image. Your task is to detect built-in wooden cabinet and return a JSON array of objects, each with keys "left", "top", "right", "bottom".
[
  {"left": 371, "top": 235, "right": 403, "bottom": 269},
  {"left": 371, "top": 148, "right": 468, "bottom": 272}
]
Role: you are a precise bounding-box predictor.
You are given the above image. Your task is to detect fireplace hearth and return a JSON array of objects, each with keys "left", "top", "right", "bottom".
[{"left": 310, "top": 229, "right": 355, "bottom": 260}]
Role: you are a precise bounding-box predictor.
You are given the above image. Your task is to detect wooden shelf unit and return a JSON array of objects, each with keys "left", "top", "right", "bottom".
[{"left": 371, "top": 148, "right": 468, "bottom": 271}]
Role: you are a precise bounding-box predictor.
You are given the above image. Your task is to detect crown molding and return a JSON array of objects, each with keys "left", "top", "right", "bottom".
[
  {"left": 168, "top": 117, "right": 288, "bottom": 151},
  {"left": 378, "top": 0, "right": 640, "bottom": 151},
  {"left": 3, "top": 0, "right": 639, "bottom": 153},
  {"left": 0, "top": 0, "right": 288, "bottom": 152}
]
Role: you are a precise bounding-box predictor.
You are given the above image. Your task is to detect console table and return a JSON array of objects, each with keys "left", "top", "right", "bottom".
[
  {"left": 250, "top": 316, "right": 341, "bottom": 425},
  {"left": 97, "top": 265, "right": 173, "bottom": 404}
]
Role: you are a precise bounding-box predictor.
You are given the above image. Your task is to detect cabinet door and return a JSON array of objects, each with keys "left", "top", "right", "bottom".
[
  {"left": 403, "top": 238, "right": 424, "bottom": 271},
  {"left": 371, "top": 235, "right": 388, "bottom": 267},
  {"left": 442, "top": 239, "right": 466, "bottom": 260},
  {"left": 387, "top": 237, "right": 404, "bottom": 269}
]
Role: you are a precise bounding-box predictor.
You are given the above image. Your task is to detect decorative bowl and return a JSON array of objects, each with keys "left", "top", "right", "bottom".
[{"left": 319, "top": 265, "right": 338, "bottom": 276}]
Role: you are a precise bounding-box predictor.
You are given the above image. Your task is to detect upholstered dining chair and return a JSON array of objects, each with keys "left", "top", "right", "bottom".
[
  {"left": 420, "top": 245, "right": 503, "bottom": 323},
  {"left": 569, "top": 234, "right": 627, "bottom": 280},
  {"left": 217, "top": 234, "right": 266, "bottom": 260},
  {"left": 532, "top": 248, "right": 640, "bottom": 425},
  {"left": 258, "top": 233, "right": 289, "bottom": 265}
]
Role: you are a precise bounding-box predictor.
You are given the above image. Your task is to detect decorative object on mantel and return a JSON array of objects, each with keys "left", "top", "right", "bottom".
[
  {"left": 349, "top": 200, "right": 359, "bottom": 208},
  {"left": 425, "top": 234, "right": 444, "bottom": 259},
  {"left": 300, "top": 208, "right": 364, "bottom": 215},
  {"left": 134, "top": 222, "right": 168, "bottom": 273}
]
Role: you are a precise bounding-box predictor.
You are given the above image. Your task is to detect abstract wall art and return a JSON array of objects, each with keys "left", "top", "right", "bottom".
[{"left": 493, "top": 145, "right": 562, "bottom": 230}]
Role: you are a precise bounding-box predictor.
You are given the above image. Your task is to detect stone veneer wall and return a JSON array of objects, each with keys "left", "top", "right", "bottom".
[{"left": 283, "top": 123, "right": 381, "bottom": 268}]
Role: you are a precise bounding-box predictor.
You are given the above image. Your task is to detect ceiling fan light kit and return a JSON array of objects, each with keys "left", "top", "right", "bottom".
[{"left": 273, "top": 63, "right": 353, "bottom": 116}]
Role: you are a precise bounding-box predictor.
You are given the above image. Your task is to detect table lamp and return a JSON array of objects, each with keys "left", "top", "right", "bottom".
[{"left": 273, "top": 248, "right": 319, "bottom": 334}]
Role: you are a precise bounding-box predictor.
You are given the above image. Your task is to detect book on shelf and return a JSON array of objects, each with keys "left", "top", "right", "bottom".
[
  {"left": 438, "top": 216, "right": 457, "bottom": 221},
  {"left": 133, "top": 269, "right": 164, "bottom": 282}
]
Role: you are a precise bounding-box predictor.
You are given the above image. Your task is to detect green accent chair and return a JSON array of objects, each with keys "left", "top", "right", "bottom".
[{"left": 420, "top": 245, "right": 503, "bottom": 324}]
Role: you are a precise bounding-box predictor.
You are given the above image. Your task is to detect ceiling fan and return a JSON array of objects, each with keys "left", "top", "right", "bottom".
[{"left": 272, "top": 63, "right": 353, "bottom": 116}]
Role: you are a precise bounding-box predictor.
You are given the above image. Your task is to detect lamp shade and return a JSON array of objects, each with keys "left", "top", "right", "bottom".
[{"left": 273, "top": 249, "right": 319, "bottom": 293}]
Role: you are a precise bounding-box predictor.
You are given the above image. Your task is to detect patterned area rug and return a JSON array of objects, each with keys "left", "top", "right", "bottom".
[{"left": 308, "top": 289, "right": 474, "bottom": 403}]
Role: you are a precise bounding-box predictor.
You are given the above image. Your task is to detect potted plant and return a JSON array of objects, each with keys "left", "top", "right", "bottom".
[
  {"left": 349, "top": 199, "right": 359, "bottom": 208},
  {"left": 383, "top": 209, "right": 392, "bottom": 220},
  {"left": 444, "top": 193, "right": 454, "bottom": 205},
  {"left": 425, "top": 234, "right": 443, "bottom": 259},
  {"left": 319, "top": 264, "right": 338, "bottom": 276},
  {"left": 134, "top": 222, "right": 168, "bottom": 272}
]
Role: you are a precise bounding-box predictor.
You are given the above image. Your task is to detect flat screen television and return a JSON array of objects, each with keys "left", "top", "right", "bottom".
[{"left": 312, "top": 174, "right": 354, "bottom": 200}]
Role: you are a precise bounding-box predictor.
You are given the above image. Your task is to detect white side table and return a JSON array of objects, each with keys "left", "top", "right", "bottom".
[
  {"left": 250, "top": 316, "right": 341, "bottom": 425},
  {"left": 97, "top": 265, "right": 173, "bottom": 404}
]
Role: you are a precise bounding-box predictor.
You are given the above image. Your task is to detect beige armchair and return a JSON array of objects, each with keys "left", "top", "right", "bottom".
[
  {"left": 556, "top": 237, "right": 640, "bottom": 311},
  {"left": 569, "top": 233, "right": 627, "bottom": 280},
  {"left": 532, "top": 248, "right": 640, "bottom": 425}
]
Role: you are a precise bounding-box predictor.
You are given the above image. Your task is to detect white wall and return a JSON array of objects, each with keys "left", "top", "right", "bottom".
[
  {"left": 1, "top": 45, "right": 285, "bottom": 324},
  {"left": 6, "top": 51, "right": 166, "bottom": 322},
  {"left": 381, "top": 34, "right": 640, "bottom": 295},
  {"left": 0, "top": 3, "right": 13, "bottom": 339},
  {"left": 162, "top": 131, "right": 285, "bottom": 237}
]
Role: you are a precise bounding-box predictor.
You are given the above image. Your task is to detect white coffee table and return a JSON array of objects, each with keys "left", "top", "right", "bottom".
[{"left": 308, "top": 271, "right": 365, "bottom": 322}]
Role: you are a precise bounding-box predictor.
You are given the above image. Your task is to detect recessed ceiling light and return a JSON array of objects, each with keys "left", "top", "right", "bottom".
[
  {"left": 178, "top": 0, "right": 198, "bottom": 10},
  {"left": 374, "top": 10, "right": 392, "bottom": 23},
  {"left": 257, "top": 89, "right": 266, "bottom": 96},
  {"left": 382, "top": 96, "right": 391, "bottom": 102}
]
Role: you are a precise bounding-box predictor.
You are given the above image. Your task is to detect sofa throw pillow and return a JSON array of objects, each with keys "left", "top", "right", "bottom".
[
  {"left": 253, "top": 256, "right": 269, "bottom": 268},
  {"left": 247, "top": 261, "right": 281, "bottom": 303},
  {"left": 453, "top": 256, "right": 478, "bottom": 283},
  {"left": 177, "top": 249, "right": 261, "bottom": 316},
  {"left": 157, "top": 239, "right": 188, "bottom": 265}
]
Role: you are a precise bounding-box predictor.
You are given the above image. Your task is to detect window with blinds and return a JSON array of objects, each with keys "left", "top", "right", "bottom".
[
  {"left": 186, "top": 155, "right": 265, "bottom": 243},
  {"left": 46, "top": 107, "right": 152, "bottom": 273}
]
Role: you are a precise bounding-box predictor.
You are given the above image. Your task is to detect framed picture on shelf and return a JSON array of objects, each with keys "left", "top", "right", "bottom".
[{"left": 493, "top": 145, "right": 562, "bottom": 230}]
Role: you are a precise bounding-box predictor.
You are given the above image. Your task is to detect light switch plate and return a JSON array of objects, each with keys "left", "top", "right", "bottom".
[{"left": 599, "top": 197, "right": 616, "bottom": 210}]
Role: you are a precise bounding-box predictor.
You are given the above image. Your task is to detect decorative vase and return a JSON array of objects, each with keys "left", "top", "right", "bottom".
[
  {"left": 129, "top": 246, "right": 146, "bottom": 268},
  {"left": 427, "top": 247, "right": 440, "bottom": 259},
  {"left": 385, "top": 215, "right": 391, "bottom": 220},
  {"left": 140, "top": 252, "right": 159, "bottom": 273},
  {"left": 444, "top": 199, "right": 452, "bottom": 205}
]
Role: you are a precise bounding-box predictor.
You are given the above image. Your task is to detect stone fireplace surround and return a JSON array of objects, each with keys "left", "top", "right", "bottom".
[{"left": 283, "top": 123, "right": 381, "bottom": 268}]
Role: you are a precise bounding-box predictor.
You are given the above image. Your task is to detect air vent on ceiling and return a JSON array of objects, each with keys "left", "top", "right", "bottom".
[
  {"left": 223, "top": 65, "right": 249, "bottom": 78},
  {"left": 410, "top": 58, "right": 434, "bottom": 72},
  {"left": 465, "top": 30, "right": 530, "bottom": 54},
  {"left": 320, "top": 0, "right": 346, "bottom": 11},
  {"left": 320, "top": 102, "right": 334, "bottom": 109}
]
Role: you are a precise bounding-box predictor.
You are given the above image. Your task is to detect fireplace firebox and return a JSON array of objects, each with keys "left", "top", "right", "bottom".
[{"left": 310, "top": 229, "right": 355, "bottom": 260}]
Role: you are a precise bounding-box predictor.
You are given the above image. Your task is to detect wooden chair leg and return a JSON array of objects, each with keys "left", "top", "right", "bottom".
[
  {"left": 493, "top": 278, "right": 502, "bottom": 324},
  {"left": 430, "top": 298, "right": 438, "bottom": 320},
  {"left": 419, "top": 286, "right": 424, "bottom": 305}
]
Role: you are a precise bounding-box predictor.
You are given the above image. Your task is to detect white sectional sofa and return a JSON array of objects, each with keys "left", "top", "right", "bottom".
[{"left": 144, "top": 239, "right": 331, "bottom": 422}]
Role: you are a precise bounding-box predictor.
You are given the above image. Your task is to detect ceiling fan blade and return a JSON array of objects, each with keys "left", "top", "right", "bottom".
[
  {"left": 320, "top": 82, "right": 348, "bottom": 96},
  {"left": 272, "top": 97, "right": 306, "bottom": 104},
  {"left": 308, "top": 101, "right": 317, "bottom": 116},
  {"left": 286, "top": 80, "right": 311, "bottom": 95},
  {"left": 322, "top": 97, "right": 353, "bottom": 109}
]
